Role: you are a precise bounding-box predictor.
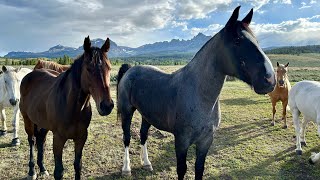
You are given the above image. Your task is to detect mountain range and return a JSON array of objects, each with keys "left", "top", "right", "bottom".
[{"left": 4, "top": 33, "right": 212, "bottom": 58}]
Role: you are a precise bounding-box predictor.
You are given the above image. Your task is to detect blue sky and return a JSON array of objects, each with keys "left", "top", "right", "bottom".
[{"left": 0, "top": 0, "right": 319, "bottom": 56}]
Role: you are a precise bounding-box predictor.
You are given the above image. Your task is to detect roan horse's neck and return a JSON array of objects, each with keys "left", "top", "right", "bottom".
[{"left": 182, "top": 34, "right": 226, "bottom": 106}]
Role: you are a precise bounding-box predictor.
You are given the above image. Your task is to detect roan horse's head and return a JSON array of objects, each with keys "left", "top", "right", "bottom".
[
  {"left": 276, "top": 62, "right": 289, "bottom": 88},
  {"left": 81, "top": 36, "right": 114, "bottom": 116},
  {"left": 219, "top": 6, "right": 275, "bottom": 94},
  {"left": 1, "top": 66, "right": 22, "bottom": 106}
]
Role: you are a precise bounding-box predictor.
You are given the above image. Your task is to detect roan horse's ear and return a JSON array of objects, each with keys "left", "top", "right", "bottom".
[
  {"left": 101, "top": 38, "right": 110, "bottom": 53},
  {"left": 285, "top": 62, "right": 289, "bottom": 67},
  {"left": 2, "top": 66, "right": 7, "bottom": 72},
  {"left": 226, "top": 6, "right": 241, "bottom": 28},
  {"left": 83, "top": 36, "right": 91, "bottom": 52},
  {"left": 242, "top": 8, "right": 253, "bottom": 26},
  {"left": 277, "top": 62, "right": 279, "bottom": 67}
]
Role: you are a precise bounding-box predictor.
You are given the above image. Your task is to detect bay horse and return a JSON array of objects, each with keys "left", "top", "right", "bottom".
[
  {"left": 0, "top": 66, "right": 32, "bottom": 146},
  {"left": 268, "top": 62, "right": 290, "bottom": 128},
  {"left": 117, "top": 6, "right": 275, "bottom": 180},
  {"left": 19, "top": 36, "right": 114, "bottom": 180},
  {"left": 34, "top": 60, "right": 70, "bottom": 73},
  {"left": 289, "top": 80, "right": 320, "bottom": 158}
]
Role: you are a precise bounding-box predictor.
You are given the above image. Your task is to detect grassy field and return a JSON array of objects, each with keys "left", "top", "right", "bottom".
[{"left": 1, "top": 54, "right": 320, "bottom": 179}]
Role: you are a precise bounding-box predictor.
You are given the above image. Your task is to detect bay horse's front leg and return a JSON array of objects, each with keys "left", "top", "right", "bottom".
[
  {"left": 282, "top": 100, "right": 288, "bottom": 129},
  {"left": 0, "top": 108, "right": 7, "bottom": 136},
  {"left": 74, "top": 132, "right": 88, "bottom": 180},
  {"left": 53, "top": 134, "right": 67, "bottom": 180},
  {"left": 11, "top": 106, "right": 20, "bottom": 146},
  {"left": 195, "top": 133, "right": 213, "bottom": 180},
  {"left": 35, "top": 128, "right": 49, "bottom": 177}
]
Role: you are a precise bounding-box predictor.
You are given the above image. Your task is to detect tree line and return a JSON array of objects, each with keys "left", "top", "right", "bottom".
[{"left": 265, "top": 45, "right": 320, "bottom": 55}]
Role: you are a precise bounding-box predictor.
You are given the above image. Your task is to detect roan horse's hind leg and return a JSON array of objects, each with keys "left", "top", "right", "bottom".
[
  {"left": 34, "top": 127, "right": 49, "bottom": 177},
  {"left": 53, "top": 134, "right": 67, "bottom": 180},
  {"left": 140, "top": 118, "right": 153, "bottom": 171},
  {"left": 0, "top": 108, "right": 7, "bottom": 136},
  {"left": 121, "top": 110, "right": 134, "bottom": 176},
  {"left": 74, "top": 132, "right": 88, "bottom": 180}
]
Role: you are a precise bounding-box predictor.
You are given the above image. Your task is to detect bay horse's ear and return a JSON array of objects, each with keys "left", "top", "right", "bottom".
[
  {"left": 83, "top": 36, "right": 91, "bottom": 52},
  {"left": 242, "top": 8, "right": 253, "bottom": 26},
  {"left": 101, "top": 38, "right": 110, "bottom": 53},
  {"left": 277, "top": 62, "right": 279, "bottom": 67},
  {"left": 285, "top": 62, "right": 289, "bottom": 67},
  {"left": 2, "top": 66, "right": 7, "bottom": 72},
  {"left": 226, "top": 6, "right": 240, "bottom": 28}
]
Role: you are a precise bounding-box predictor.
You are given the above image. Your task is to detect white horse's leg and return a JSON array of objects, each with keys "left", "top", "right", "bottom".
[
  {"left": 0, "top": 108, "right": 7, "bottom": 136},
  {"left": 122, "top": 147, "right": 131, "bottom": 176},
  {"left": 292, "top": 109, "right": 302, "bottom": 155},
  {"left": 300, "top": 116, "right": 309, "bottom": 147},
  {"left": 11, "top": 106, "right": 20, "bottom": 146},
  {"left": 309, "top": 152, "right": 320, "bottom": 164},
  {"left": 140, "top": 142, "right": 153, "bottom": 170}
]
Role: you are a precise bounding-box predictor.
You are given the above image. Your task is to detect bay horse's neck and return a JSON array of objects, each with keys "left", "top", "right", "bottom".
[{"left": 182, "top": 33, "right": 226, "bottom": 104}]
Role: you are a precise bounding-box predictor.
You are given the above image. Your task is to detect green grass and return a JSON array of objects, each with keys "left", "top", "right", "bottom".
[{"left": 1, "top": 54, "right": 320, "bottom": 179}]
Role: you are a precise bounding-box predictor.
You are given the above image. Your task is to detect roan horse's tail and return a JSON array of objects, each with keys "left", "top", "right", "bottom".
[{"left": 117, "top": 64, "right": 132, "bottom": 121}]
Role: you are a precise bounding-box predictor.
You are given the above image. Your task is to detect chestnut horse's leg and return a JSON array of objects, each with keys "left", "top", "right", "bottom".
[
  {"left": 175, "top": 134, "right": 191, "bottom": 180},
  {"left": 35, "top": 127, "right": 49, "bottom": 177},
  {"left": 195, "top": 133, "right": 213, "bottom": 180},
  {"left": 271, "top": 100, "right": 276, "bottom": 126},
  {"left": 53, "top": 134, "right": 67, "bottom": 180},
  {"left": 0, "top": 108, "right": 7, "bottom": 136},
  {"left": 282, "top": 100, "right": 288, "bottom": 129},
  {"left": 140, "top": 118, "right": 153, "bottom": 171},
  {"left": 74, "top": 132, "right": 88, "bottom": 180}
]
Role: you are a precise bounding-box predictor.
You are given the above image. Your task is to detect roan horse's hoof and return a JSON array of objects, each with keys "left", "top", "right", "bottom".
[
  {"left": 27, "top": 174, "right": 37, "bottom": 180},
  {"left": 0, "top": 130, "right": 7, "bottom": 136},
  {"left": 122, "top": 170, "right": 131, "bottom": 176},
  {"left": 301, "top": 141, "right": 307, "bottom": 147},
  {"left": 143, "top": 164, "right": 153, "bottom": 171},
  {"left": 39, "top": 170, "right": 49, "bottom": 177},
  {"left": 296, "top": 150, "right": 303, "bottom": 155},
  {"left": 11, "top": 138, "right": 20, "bottom": 146}
]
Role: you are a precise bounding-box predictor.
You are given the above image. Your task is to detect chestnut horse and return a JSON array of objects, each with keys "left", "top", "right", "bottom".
[
  {"left": 20, "top": 36, "right": 114, "bottom": 180},
  {"left": 117, "top": 6, "right": 275, "bottom": 179},
  {"left": 268, "top": 62, "right": 290, "bottom": 128},
  {"left": 34, "top": 60, "right": 70, "bottom": 73}
]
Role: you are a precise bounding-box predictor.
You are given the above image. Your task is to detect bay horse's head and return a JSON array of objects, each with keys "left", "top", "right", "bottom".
[
  {"left": 81, "top": 36, "right": 114, "bottom": 116},
  {"left": 1, "top": 66, "right": 22, "bottom": 106},
  {"left": 276, "top": 62, "right": 289, "bottom": 88},
  {"left": 219, "top": 6, "right": 275, "bottom": 94}
]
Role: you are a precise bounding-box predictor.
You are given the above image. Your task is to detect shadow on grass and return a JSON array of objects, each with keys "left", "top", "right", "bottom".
[
  {"left": 0, "top": 142, "right": 11, "bottom": 148},
  {"left": 220, "top": 97, "right": 266, "bottom": 106}
]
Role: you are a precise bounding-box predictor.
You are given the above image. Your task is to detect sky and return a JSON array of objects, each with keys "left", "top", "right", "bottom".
[{"left": 0, "top": 0, "right": 319, "bottom": 56}]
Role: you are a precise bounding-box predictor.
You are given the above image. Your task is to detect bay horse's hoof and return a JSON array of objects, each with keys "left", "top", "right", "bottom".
[
  {"left": 122, "top": 170, "right": 131, "bottom": 176},
  {"left": 296, "top": 150, "right": 303, "bottom": 155},
  {"left": 40, "top": 170, "right": 49, "bottom": 177},
  {"left": 309, "top": 158, "right": 315, "bottom": 165},
  {"left": 282, "top": 125, "right": 288, "bottom": 129},
  {"left": 11, "top": 138, "right": 20, "bottom": 146},
  {"left": 143, "top": 164, "right": 153, "bottom": 171},
  {"left": 301, "top": 141, "right": 307, "bottom": 147},
  {"left": 27, "top": 173, "right": 37, "bottom": 180},
  {"left": 271, "top": 122, "right": 275, "bottom": 126},
  {"left": 0, "top": 130, "right": 7, "bottom": 136}
]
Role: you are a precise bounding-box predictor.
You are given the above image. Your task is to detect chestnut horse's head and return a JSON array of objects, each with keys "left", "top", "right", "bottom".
[
  {"left": 81, "top": 36, "right": 114, "bottom": 116},
  {"left": 276, "top": 62, "right": 289, "bottom": 88}
]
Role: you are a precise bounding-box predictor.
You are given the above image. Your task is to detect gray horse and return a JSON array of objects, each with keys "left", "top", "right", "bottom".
[{"left": 117, "top": 6, "right": 275, "bottom": 180}]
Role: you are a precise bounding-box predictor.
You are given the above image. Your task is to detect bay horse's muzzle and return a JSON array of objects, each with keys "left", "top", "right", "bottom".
[{"left": 99, "top": 99, "right": 114, "bottom": 116}]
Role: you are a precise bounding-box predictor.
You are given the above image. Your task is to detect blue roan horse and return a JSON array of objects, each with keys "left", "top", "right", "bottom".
[{"left": 117, "top": 6, "right": 276, "bottom": 179}]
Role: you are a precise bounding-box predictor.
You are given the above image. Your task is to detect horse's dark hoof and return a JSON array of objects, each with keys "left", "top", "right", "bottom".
[
  {"left": 11, "top": 138, "right": 20, "bottom": 146},
  {"left": 282, "top": 125, "right": 288, "bottom": 129},
  {"left": 143, "top": 164, "right": 153, "bottom": 171},
  {"left": 271, "top": 122, "right": 275, "bottom": 126},
  {"left": 0, "top": 130, "right": 7, "bottom": 136},
  {"left": 122, "top": 170, "right": 131, "bottom": 176},
  {"left": 301, "top": 141, "right": 307, "bottom": 147},
  {"left": 309, "top": 158, "right": 315, "bottom": 165},
  {"left": 296, "top": 150, "right": 303, "bottom": 155}
]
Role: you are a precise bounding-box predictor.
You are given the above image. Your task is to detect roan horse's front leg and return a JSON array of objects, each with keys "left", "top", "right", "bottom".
[
  {"left": 74, "top": 132, "right": 88, "bottom": 180},
  {"left": 0, "top": 108, "right": 7, "bottom": 136},
  {"left": 195, "top": 134, "right": 213, "bottom": 180},
  {"left": 11, "top": 106, "right": 20, "bottom": 146}
]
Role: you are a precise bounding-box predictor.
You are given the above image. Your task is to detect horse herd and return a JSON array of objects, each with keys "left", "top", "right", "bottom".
[{"left": 0, "top": 6, "right": 319, "bottom": 180}]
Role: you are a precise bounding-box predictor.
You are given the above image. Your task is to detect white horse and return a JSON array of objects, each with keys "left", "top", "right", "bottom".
[
  {"left": 0, "top": 65, "right": 32, "bottom": 146},
  {"left": 288, "top": 80, "right": 320, "bottom": 163}
]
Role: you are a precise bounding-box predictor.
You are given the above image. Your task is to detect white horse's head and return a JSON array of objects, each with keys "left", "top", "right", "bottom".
[{"left": 1, "top": 66, "right": 22, "bottom": 106}]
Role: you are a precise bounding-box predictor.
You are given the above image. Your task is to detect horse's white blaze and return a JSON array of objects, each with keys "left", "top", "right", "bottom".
[
  {"left": 140, "top": 143, "right": 152, "bottom": 166},
  {"left": 264, "top": 55, "right": 275, "bottom": 83},
  {"left": 122, "top": 147, "right": 131, "bottom": 173}
]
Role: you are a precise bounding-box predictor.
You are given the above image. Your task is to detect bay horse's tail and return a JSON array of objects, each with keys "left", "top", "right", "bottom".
[{"left": 117, "top": 64, "right": 132, "bottom": 121}]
